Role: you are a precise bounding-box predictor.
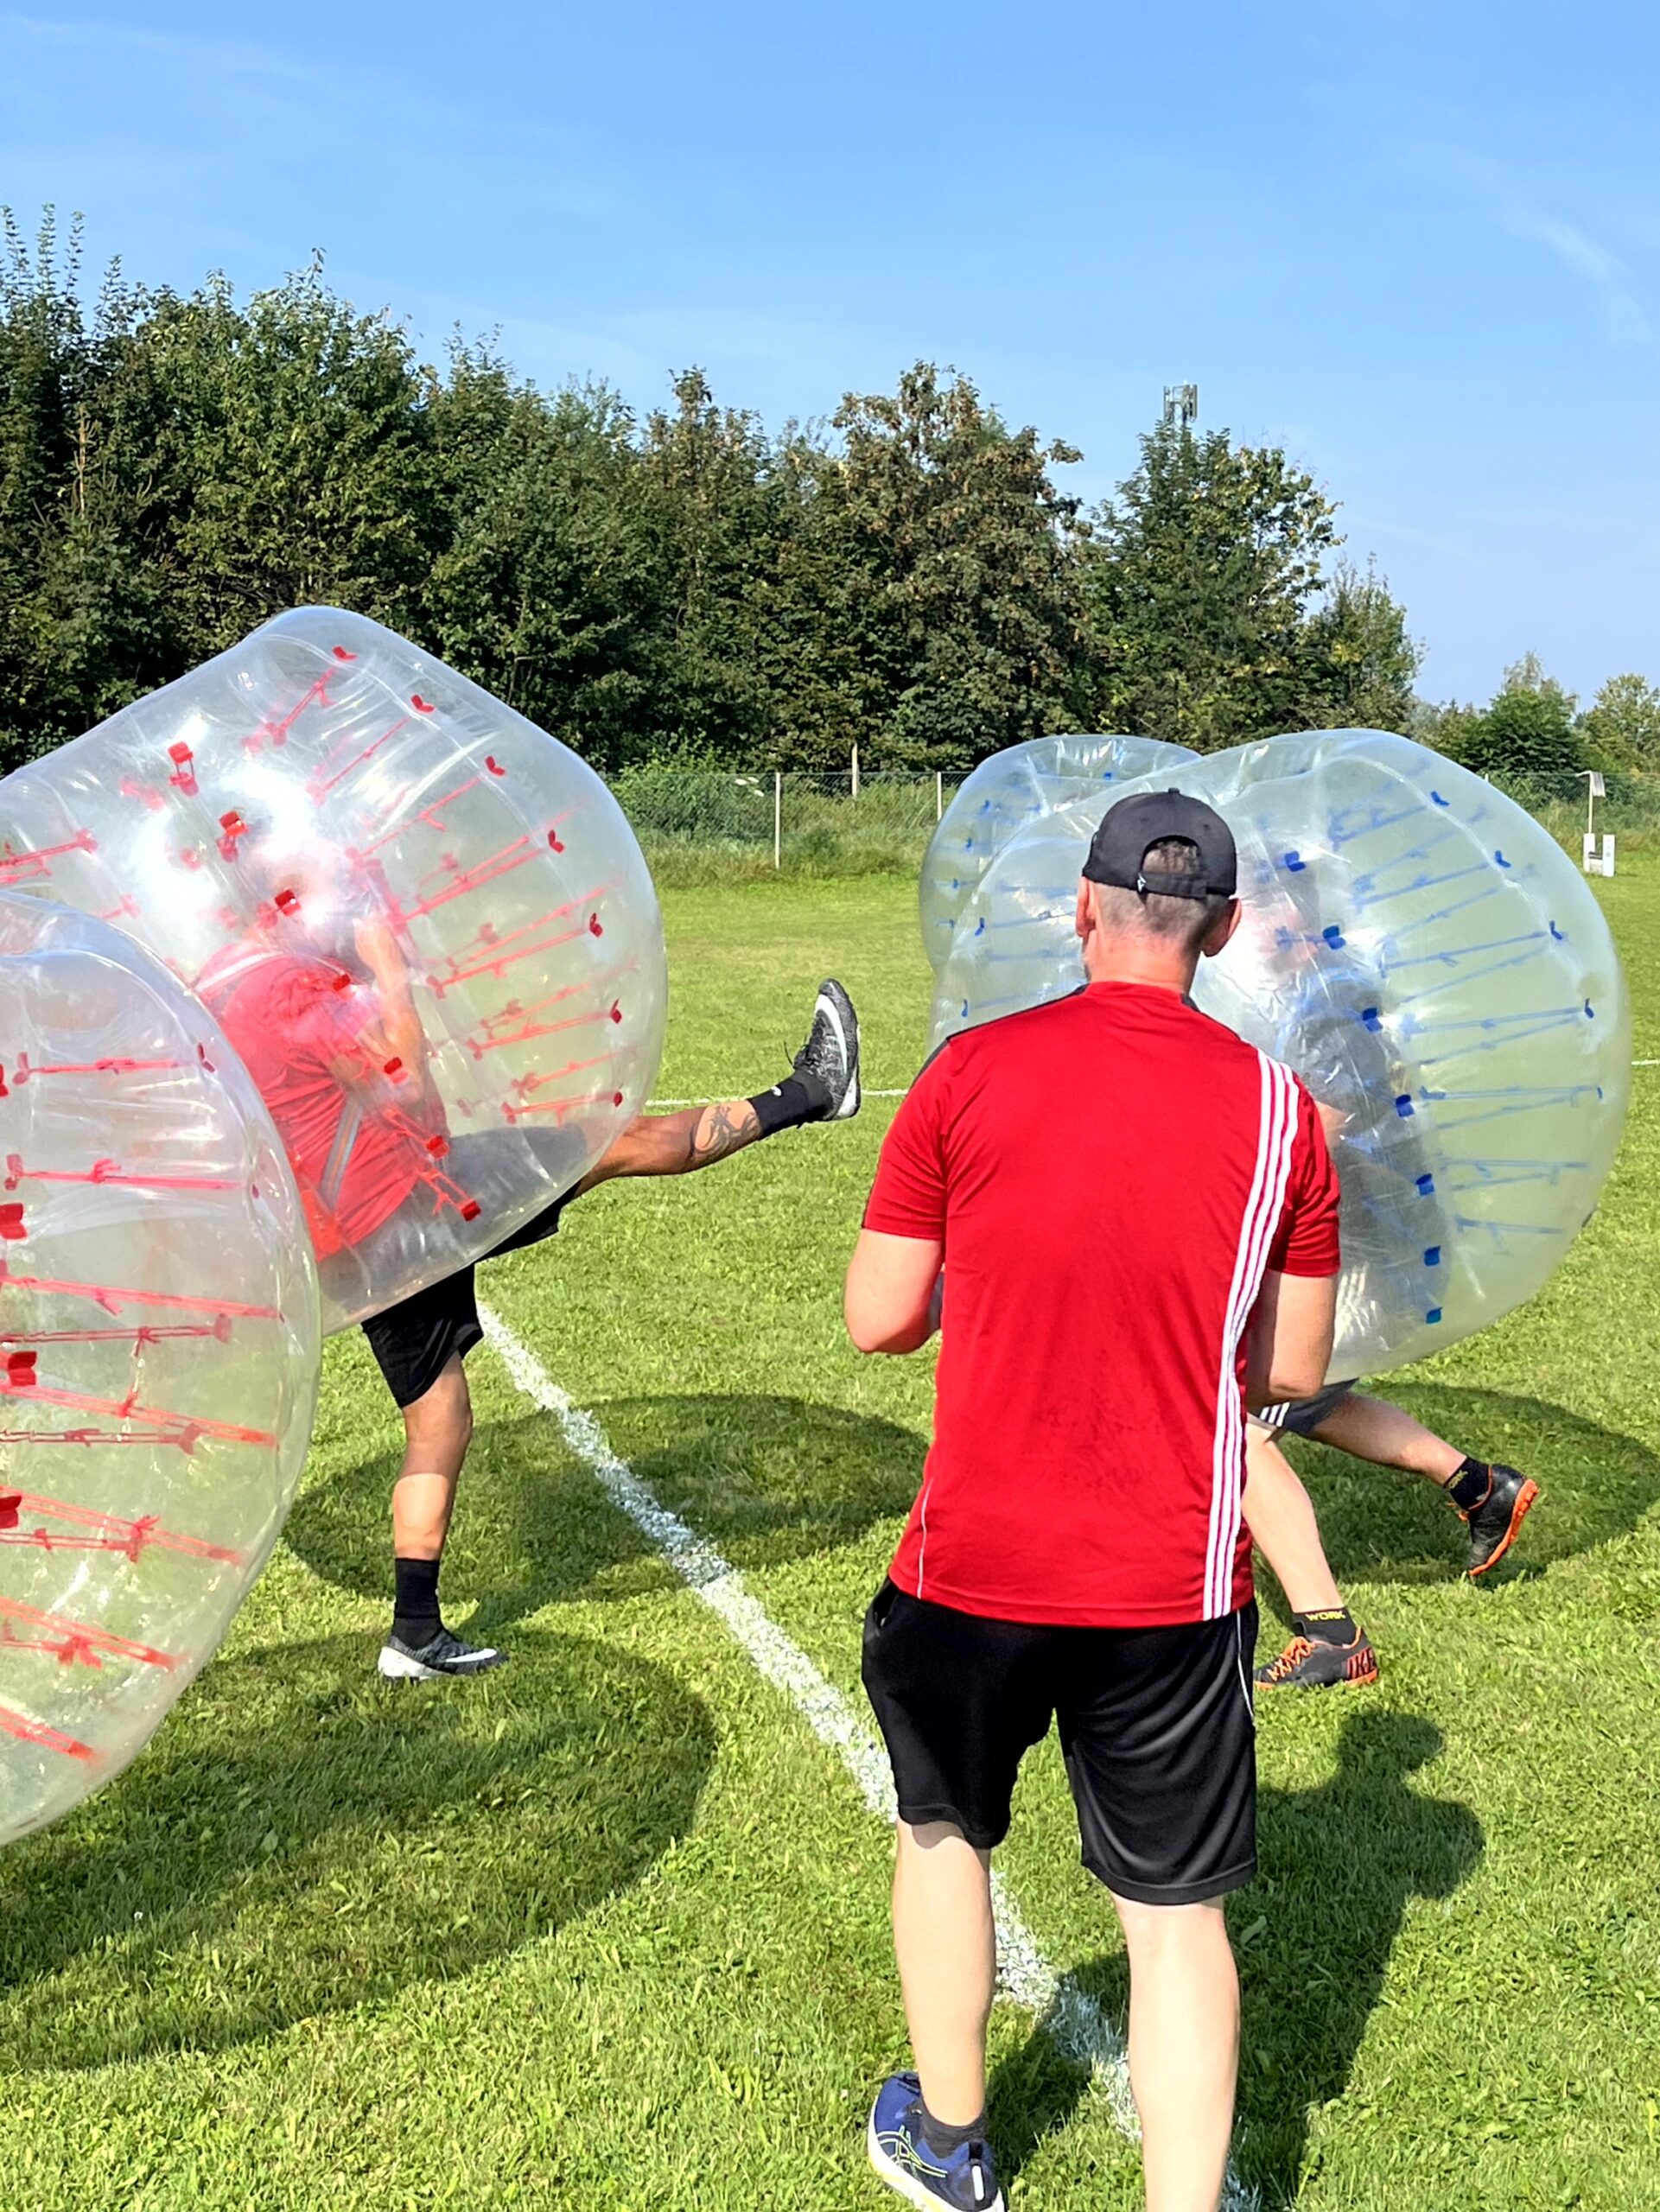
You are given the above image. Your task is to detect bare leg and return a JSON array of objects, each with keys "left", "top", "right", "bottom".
[
  {"left": 1310, "top": 1391, "right": 1464, "bottom": 1484},
  {"left": 391, "top": 1353, "right": 474, "bottom": 1560},
  {"left": 576, "top": 1098, "right": 764, "bottom": 1188},
  {"left": 1113, "top": 1894, "right": 1238, "bottom": 2212},
  {"left": 1243, "top": 1425, "right": 1345, "bottom": 1614},
  {"left": 891, "top": 1820, "right": 996, "bottom": 2127}
]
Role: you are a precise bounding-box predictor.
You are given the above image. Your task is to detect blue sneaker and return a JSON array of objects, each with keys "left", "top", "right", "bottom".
[{"left": 866, "top": 2073, "right": 1004, "bottom": 2211}]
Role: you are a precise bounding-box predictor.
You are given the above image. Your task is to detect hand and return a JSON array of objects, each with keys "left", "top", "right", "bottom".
[{"left": 354, "top": 914, "right": 411, "bottom": 1001}]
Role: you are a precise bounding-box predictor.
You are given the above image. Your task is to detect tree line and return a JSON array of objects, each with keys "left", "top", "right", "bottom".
[{"left": 3, "top": 210, "right": 1650, "bottom": 785}]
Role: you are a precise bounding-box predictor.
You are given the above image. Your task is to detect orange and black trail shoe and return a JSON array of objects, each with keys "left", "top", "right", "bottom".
[
  {"left": 1460, "top": 1463, "right": 1540, "bottom": 1578},
  {"left": 1256, "top": 1617, "right": 1379, "bottom": 1692}
]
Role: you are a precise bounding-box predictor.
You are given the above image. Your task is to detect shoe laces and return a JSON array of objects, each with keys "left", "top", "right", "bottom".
[{"left": 1262, "top": 1637, "right": 1313, "bottom": 1682}]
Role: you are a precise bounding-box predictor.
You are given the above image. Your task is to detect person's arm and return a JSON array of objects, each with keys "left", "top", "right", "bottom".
[
  {"left": 845, "top": 1230, "right": 944, "bottom": 1354},
  {"left": 351, "top": 914, "right": 436, "bottom": 1112},
  {"left": 1245, "top": 1077, "right": 1341, "bottom": 1407},
  {"left": 1243, "top": 1268, "right": 1336, "bottom": 1408},
  {"left": 845, "top": 1049, "right": 951, "bottom": 1354}
]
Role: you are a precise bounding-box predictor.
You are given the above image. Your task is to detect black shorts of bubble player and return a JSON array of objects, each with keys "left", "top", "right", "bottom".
[
  {"left": 365, "top": 979, "right": 862, "bottom": 1681},
  {"left": 863, "top": 1585, "right": 1259, "bottom": 1905}
]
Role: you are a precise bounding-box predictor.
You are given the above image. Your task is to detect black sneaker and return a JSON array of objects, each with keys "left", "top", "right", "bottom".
[
  {"left": 793, "top": 979, "right": 861, "bottom": 1121},
  {"left": 1256, "top": 1626, "right": 1379, "bottom": 1690},
  {"left": 1461, "top": 1464, "right": 1539, "bottom": 1578},
  {"left": 377, "top": 1626, "right": 507, "bottom": 1680}
]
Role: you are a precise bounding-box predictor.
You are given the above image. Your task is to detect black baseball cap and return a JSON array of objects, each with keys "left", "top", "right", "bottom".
[{"left": 1082, "top": 787, "right": 1237, "bottom": 901}]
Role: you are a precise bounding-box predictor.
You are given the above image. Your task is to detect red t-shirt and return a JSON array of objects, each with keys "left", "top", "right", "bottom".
[
  {"left": 863, "top": 982, "right": 1340, "bottom": 1627},
  {"left": 198, "top": 949, "right": 425, "bottom": 1250}
]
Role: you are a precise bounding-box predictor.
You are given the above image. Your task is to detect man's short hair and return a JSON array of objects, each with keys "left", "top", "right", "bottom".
[{"left": 1091, "top": 838, "right": 1230, "bottom": 950}]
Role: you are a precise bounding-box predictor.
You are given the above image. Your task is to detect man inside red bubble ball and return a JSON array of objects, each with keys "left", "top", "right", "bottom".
[{"left": 201, "top": 838, "right": 862, "bottom": 1681}]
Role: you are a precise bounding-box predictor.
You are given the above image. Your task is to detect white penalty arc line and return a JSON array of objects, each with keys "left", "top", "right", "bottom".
[{"left": 479, "top": 1302, "right": 1256, "bottom": 2209}]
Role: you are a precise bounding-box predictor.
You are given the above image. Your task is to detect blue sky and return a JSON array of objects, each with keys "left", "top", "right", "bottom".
[{"left": 3, "top": 0, "right": 1656, "bottom": 703}]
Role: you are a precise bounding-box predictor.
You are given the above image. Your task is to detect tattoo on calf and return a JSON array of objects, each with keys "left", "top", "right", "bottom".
[{"left": 690, "top": 1098, "right": 758, "bottom": 1166}]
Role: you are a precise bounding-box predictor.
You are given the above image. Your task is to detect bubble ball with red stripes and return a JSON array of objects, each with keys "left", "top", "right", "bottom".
[
  {"left": 0, "top": 609, "right": 669, "bottom": 1331},
  {"left": 925, "top": 729, "right": 1631, "bottom": 1379},
  {"left": 0, "top": 892, "right": 319, "bottom": 1847}
]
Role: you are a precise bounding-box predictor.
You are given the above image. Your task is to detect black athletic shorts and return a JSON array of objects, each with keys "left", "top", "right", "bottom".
[
  {"left": 1252, "top": 1379, "right": 1357, "bottom": 1439},
  {"left": 359, "top": 1182, "right": 578, "bottom": 1408},
  {"left": 862, "top": 1583, "right": 1258, "bottom": 1905}
]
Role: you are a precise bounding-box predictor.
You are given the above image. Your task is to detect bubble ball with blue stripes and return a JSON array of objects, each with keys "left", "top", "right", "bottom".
[{"left": 923, "top": 730, "right": 1631, "bottom": 1380}]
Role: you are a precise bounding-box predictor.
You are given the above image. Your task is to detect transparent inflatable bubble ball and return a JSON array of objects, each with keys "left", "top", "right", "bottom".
[
  {"left": 919, "top": 734, "right": 1200, "bottom": 964},
  {"left": 931, "top": 730, "right": 1630, "bottom": 1378},
  {"left": 0, "top": 610, "right": 669, "bottom": 1330},
  {"left": 0, "top": 893, "right": 319, "bottom": 1849}
]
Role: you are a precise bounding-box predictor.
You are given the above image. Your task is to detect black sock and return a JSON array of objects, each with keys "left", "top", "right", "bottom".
[
  {"left": 392, "top": 1555, "right": 442, "bottom": 1644},
  {"left": 1447, "top": 1458, "right": 1491, "bottom": 1512},
  {"left": 917, "top": 2099, "right": 985, "bottom": 2160},
  {"left": 747, "top": 1071, "right": 828, "bottom": 1137},
  {"left": 1293, "top": 1607, "right": 1358, "bottom": 1647}
]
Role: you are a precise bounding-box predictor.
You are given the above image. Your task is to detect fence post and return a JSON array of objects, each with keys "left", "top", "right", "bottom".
[
  {"left": 851, "top": 744, "right": 860, "bottom": 798},
  {"left": 935, "top": 770, "right": 943, "bottom": 821},
  {"left": 773, "top": 771, "right": 782, "bottom": 870}
]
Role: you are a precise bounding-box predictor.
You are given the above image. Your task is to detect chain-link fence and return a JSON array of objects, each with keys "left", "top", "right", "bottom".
[
  {"left": 1483, "top": 767, "right": 1660, "bottom": 862},
  {"left": 611, "top": 767, "right": 956, "bottom": 883},
  {"left": 610, "top": 761, "right": 1660, "bottom": 885}
]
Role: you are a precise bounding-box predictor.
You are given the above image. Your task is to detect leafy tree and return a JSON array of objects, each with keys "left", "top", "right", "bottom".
[
  {"left": 1414, "top": 699, "right": 1486, "bottom": 760},
  {"left": 1300, "top": 558, "right": 1421, "bottom": 733},
  {"left": 0, "top": 214, "right": 1439, "bottom": 785},
  {"left": 423, "top": 364, "right": 668, "bottom": 770},
  {"left": 1578, "top": 671, "right": 1660, "bottom": 769},
  {"left": 1076, "top": 418, "right": 1339, "bottom": 749},
  {"left": 1453, "top": 680, "right": 1583, "bottom": 782},
  {"left": 0, "top": 210, "right": 174, "bottom": 766},
  {"left": 131, "top": 261, "right": 439, "bottom": 652},
  {"left": 818, "top": 364, "right": 1091, "bottom": 770},
  {"left": 1499, "top": 651, "right": 1576, "bottom": 715}
]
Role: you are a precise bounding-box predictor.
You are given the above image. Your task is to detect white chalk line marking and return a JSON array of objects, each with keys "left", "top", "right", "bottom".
[{"left": 480, "top": 1302, "right": 1257, "bottom": 2208}]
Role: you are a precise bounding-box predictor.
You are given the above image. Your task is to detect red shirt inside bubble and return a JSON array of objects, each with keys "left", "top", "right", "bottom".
[{"left": 197, "top": 948, "right": 427, "bottom": 1253}]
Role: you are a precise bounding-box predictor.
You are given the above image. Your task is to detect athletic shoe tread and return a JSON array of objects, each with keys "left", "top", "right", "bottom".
[{"left": 794, "top": 978, "right": 861, "bottom": 1122}]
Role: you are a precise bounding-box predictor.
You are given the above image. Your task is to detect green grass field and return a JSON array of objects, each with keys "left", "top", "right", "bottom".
[{"left": 5, "top": 865, "right": 1659, "bottom": 2211}]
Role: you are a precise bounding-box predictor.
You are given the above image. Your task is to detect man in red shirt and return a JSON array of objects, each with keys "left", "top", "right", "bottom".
[
  {"left": 200, "top": 853, "right": 864, "bottom": 1681},
  {"left": 846, "top": 791, "right": 1340, "bottom": 2212}
]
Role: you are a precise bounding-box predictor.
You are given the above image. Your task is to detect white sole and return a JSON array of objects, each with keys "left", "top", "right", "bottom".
[
  {"left": 376, "top": 1644, "right": 503, "bottom": 1680},
  {"left": 816, "top": 987, "right": 862, "bottom": 1120},
  {"left": 865, "top": 2110, "right": 1004, "bottom": 2212}
]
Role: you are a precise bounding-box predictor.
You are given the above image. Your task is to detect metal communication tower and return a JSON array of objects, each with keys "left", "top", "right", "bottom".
[{"left": 1162, "top": 383, "right": 1199, "bottom": 430}]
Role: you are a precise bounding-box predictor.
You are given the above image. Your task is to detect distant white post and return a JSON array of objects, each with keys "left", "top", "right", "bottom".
[
  {"left": 1582, "top": 767, "right": 1606, "bottom": 860},
  {"left": 851, "top": 743, "right": 860, "bottom": 798},
  {"left": 936, "top": 769, "right": 944, "bottom": 820},
  {"left": 773, "top": 771, "right": 782, "bottom": 870}
]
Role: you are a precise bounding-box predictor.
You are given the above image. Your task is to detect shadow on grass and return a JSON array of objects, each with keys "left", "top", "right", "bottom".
[
  {"left": 988, "top": 1712, "right": 1482, "bottom": 2206},
  {"left": 0, "top": 1628, "right": 713, "bottom": 2069},
  {"left": 1282, "top": 1383, "right": 1660, "bottom": 1587},
  {"left": 286, "top": 1393, "right": 926, "bottom": 1633}
]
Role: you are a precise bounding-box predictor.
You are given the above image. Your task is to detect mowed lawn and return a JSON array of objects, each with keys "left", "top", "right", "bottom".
[{"left": 4, "top": 863, "right": 1659, "bottom": 2212}]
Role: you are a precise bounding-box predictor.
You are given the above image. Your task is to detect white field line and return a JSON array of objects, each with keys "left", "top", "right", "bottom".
[{"left": 480, "top": 1302, "right": 1257, "bottom": 2209}]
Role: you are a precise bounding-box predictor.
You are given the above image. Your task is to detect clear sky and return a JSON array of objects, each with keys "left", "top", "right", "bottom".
[{"left": 3, "top": 1, "right": 1656, "bottom": 704}]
